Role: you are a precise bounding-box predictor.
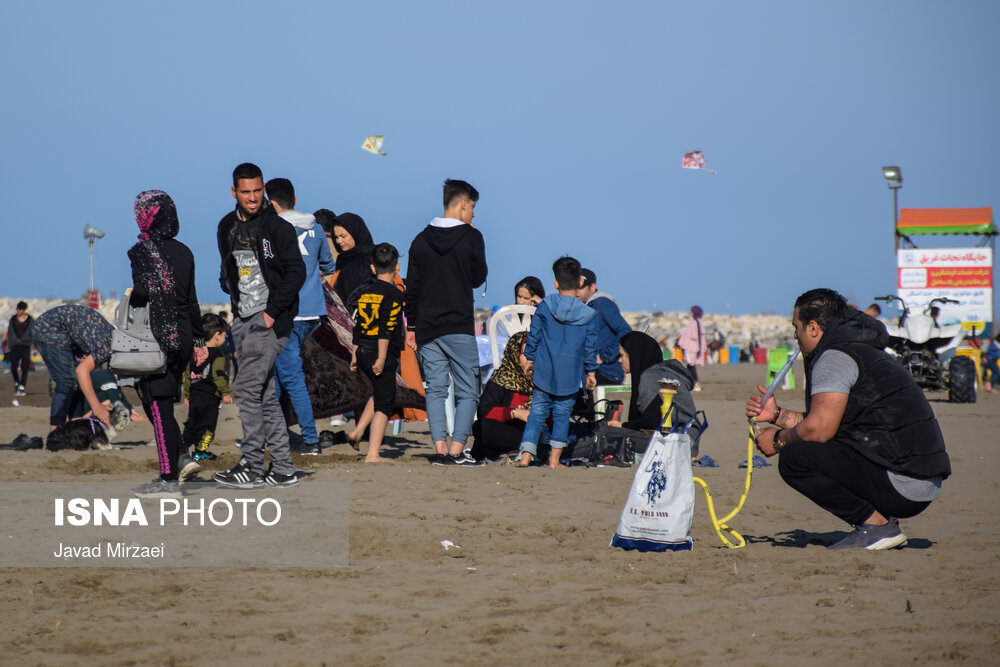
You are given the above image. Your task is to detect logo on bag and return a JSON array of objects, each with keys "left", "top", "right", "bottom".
[{"left": 640, "top": 460, "right": 668, "bottom": 505}]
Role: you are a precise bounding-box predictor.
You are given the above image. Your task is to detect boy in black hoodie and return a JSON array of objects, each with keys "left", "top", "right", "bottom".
[{"left": 404, "top": 179, "right": 487, "bottom": 466}]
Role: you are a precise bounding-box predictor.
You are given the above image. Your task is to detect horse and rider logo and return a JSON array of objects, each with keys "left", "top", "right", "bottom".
[{"left": 640, "top": 459, "right": 668, "bottom": 505}]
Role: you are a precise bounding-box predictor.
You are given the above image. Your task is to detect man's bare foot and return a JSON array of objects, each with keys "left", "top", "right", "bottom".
[
  {"left": 364, "top": 456, "right": 389, "bottom": 463},
  {"left": 548, "top": 462, "right": 567, "bottom": 469},
  {"left": 515, "top": 452, "right": 532, "bottom": 467}
]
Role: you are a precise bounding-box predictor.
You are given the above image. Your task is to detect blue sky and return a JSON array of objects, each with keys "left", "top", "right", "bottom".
[{"left": 1, "top": 1, "right": 997, "bottom": 316}]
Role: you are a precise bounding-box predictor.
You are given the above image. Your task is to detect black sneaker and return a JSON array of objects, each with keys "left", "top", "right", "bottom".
[
  {"left": 827, "top": 517, "right": 908, "bottom": 551},
  {"left": 214, "top": 460, "right": 264, "bottom": 489},
  {"left": 264, "top": 470, "right": 299, "bottom": 488},
  {"left": 430, "top": 454, "right": 456, "bottom": 466},
  {"left": 178, "top": 455, "right": 201, "bottom": 483},
  {"left": 192, "top": 450, "right": 217, "bottom": 461},
  {"left": 595, "top": 454, "right": 630, "bottom": 468},
  {"left": 453, "top": 450, "right": 486, "bottom": 467},
  {"left": 134, "top": 478, "right": 182, "bottom": 499},
  {"left": 292, "top": 441, "right": 322, "bottom": 456}
]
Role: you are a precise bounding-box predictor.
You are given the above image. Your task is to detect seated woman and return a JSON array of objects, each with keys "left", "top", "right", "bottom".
[
  {"left": 470, "top": 332, "right": 533, "bottom": 461},
  {"left": 491, "top": 276, "right": 545, "bottom": 339},
  {"left": 608, "top": 331, "right": 700, "bottom": 454}
]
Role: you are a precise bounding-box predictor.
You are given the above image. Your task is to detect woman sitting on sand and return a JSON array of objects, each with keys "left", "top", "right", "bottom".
[
  {"left": 607, "top": 331, "right": 700, "bottom": 453},
  {"left": 470, "top": 332, "right": 533, "bottom": 462}
]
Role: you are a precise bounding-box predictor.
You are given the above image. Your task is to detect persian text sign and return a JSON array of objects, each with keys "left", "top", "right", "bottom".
[{"left": 897, "top": 247, "right": 993, "bottom": 326}]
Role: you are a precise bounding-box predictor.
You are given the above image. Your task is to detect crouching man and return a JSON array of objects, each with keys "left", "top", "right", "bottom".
[{"left": 746, "top": 288, "right": 950, "bottom": 550}]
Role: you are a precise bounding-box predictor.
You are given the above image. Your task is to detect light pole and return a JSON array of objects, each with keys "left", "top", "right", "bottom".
[
  {"left": 882, "top": 166, "right": 903, "bottom": 255},
  {"left": 83, "top": 224, "right": 106, "bottom": 295}
]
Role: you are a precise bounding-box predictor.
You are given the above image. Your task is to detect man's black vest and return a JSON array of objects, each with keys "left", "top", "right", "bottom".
[{"left": 804, "top": 309, "right": 950, "bottom": 479}]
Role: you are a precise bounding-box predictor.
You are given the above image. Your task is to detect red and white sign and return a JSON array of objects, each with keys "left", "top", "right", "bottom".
[{"left": 897, "top": 248, "right": 993, "bottom": 325}]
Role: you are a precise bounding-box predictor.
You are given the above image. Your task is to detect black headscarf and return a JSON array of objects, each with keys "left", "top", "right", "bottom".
[
  {"left": 332, "top": 212, "right": 375, "bottom": 306},
  {"left": 127, "top": 190, "right": 182, "bottom": 353},
  {"left": 620, "top": 331, "right": 665, "bottom": 421}
]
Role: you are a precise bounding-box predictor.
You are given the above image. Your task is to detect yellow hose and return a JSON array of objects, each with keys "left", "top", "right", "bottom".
[
  {"left": 659, "top": 384, "right": 758, "bottom": 549},
  {"left": 691, "top": 419, "right": 758, "bottom": 549}
]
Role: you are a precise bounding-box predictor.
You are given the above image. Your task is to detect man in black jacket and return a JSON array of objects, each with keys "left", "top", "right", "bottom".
[
  {"left": 746, "top": 288, "right": 950, "bottom": 550},
  {"left": 404, "top": 179, "right": 488, "bottom": 466},
  {"left": 213, "top": 162, "right": 306, "bottom": 489}
]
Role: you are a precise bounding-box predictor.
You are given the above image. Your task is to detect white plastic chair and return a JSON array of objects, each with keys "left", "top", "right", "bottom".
[{"left": 487, "top": 304, "right": 536, "bottom": 371}]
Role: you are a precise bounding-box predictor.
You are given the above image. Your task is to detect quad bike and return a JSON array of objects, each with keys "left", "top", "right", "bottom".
[{"left": 874, "top": 295, "right": 977, "bottom": 403}]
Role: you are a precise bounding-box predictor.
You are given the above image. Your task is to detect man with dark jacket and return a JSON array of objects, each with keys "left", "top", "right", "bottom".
[
  {"left": 213, "top": 162, "right": 306, "bottom": 489},
  {"left": 746, "top": 288, "right": 950, "bottom": 550},
  {"left": 404, "top": 179, "right": 487, "bottom": 466},
  {"left": 578, "top": 268, "right": 631, "bottom": 384}
]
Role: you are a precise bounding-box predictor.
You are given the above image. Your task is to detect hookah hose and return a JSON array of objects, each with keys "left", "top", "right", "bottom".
[{"left": 666, "top": 348, "right": 800, "bottom": 549}]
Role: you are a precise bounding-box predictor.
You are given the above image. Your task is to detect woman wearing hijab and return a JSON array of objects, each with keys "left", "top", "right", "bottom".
[
  {"left": 608, "top": 331, "right": 700, "bottom": 454},
  {"left": 491, "top": 276, "right": 545, "bottom": 339},
  {"left": 470, "top": 332, "right": 533, "bottom": 462},
  {"left": 128, "top": 190, "right": 206, "bottom": 498},
  {"left": 678, "top": 305, "right": 707, "bottom": 391},
  {"left": 330, "top": 212, "right": 376, "bottom": 308}
]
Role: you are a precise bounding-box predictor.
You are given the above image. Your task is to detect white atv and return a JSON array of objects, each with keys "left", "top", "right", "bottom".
[{"left": 874, "top": 295, "right": 977, "bottom": 403}]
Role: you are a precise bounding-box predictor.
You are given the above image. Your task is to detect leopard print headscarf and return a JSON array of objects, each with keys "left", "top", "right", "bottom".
[{"left": 491, "top": 331, "right": 533, "bottom": 396}]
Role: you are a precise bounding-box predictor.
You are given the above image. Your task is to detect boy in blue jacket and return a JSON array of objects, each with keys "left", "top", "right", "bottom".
[{"left": 517, "top": 256, "right": 598, "bottom": 468}]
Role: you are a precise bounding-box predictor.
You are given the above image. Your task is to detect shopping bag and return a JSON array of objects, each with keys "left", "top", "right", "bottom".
[{"left": 610, "top": 409, "right": 707, "bottom": 552}]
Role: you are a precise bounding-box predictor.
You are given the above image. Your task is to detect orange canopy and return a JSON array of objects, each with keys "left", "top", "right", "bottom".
[{"left": 896, "top": 207, "right": 995, "bottom": 236}]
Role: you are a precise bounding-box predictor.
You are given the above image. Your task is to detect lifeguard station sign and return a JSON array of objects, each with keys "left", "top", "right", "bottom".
[{"left": 897, "top": 248, "right": 993, "bottom": 327}]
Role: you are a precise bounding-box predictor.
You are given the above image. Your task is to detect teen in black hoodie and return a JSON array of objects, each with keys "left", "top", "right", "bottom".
[{"left": 404, "top": 179, "right": 487, "bottom": 464}]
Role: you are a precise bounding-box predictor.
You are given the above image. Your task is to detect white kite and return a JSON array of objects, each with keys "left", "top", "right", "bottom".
[
  {"left": 682, "top": 150, "right": 716, "bottom": 174},
  {"left": 361, "top": 135, "right": 387, "bottom": 156}
]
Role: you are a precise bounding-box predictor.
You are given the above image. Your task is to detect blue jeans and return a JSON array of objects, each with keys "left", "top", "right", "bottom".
[
  {"left": 274, "top": 319, "right": 320, "bottom": 444},
  {"left": 35, "top": 340, "right": 79, "bottom": 427},
  {"left": 519, "top": 387, "right": 575, "bottom": 456},
  {"left": 419, "top": 334, "right": 480, "bottom": 445}
]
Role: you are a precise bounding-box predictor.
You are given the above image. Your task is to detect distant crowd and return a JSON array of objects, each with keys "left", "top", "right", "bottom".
[{"left": 5, "top": 164, "right": 716, "bottom": 497}]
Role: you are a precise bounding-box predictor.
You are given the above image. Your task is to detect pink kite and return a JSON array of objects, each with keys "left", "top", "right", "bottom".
[{"left": 682, "top": 151, "right": 717, "bottom": 174}]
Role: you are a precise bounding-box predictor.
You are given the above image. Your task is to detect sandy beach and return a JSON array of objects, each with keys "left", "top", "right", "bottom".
[{"left": 1, "top": 362, "right": 997, "bottom": 665}]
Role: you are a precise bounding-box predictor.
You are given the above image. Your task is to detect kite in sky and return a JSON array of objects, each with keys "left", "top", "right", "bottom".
[
  {"left": 361, "top": 135, "right": 387, "bottom": 155},
  {"left": 682, "top": 150, "right": 716, "bottom": 174}
]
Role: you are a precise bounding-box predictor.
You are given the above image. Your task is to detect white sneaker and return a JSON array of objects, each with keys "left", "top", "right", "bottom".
[{"left": 329, "top": 415, "right": 348, "bottom": 426}]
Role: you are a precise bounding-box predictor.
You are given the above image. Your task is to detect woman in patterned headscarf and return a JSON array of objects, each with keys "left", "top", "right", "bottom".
[
  {"left": 469, "top": 331, "right": 534, "bottom": 462},
  {"left": 128, "top": 190, "right": 206, "bottom": 498}
]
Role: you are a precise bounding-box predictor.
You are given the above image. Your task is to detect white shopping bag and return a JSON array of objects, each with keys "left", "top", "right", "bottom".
[{"left": 610, "top": 411, "right": 706, "bottom": 552}]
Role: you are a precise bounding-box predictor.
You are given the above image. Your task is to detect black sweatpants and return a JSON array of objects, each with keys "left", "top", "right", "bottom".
[
  {"left": 470, "top": 418, "right": 524, "bottom": 460},
  {"left": 7, "top": 346, "right": 31, "bottom": 387},
  {"left": 139, "top": 369, "right": 183, "bottom": 482},
  {"left": 183, "top": 391, "right": 220, "bottom": 452},
  {"left": 778, "top": 439, "right": 932, "bottom": 526}
]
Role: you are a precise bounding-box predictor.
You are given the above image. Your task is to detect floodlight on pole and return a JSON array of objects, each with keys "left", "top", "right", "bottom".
[
  {"left": 882, "top": 166, "right": 903, "bottom": 254},
  {"left": 83, "top": 224, "right": 106, "bottom": 293}
]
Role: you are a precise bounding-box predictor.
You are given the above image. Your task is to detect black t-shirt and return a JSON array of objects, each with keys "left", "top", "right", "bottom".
[{"left": 352, "top": 279, "right": 405, "bottom": 354}]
